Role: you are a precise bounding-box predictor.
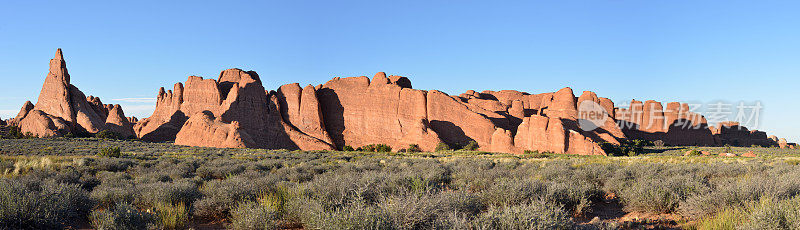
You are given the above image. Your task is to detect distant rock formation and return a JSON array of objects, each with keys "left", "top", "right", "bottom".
[
  {"left": 710, "top": 122, "right": 776, "bottom": 147},
  {"left": 15, "top": 49, "right": 792, "bottom": 154},
  {"left": 13, "top": 49, "right": 134, "bottom": 137},
  {"left": 615, "top": 100, "right": 716, "bottom": 146}
]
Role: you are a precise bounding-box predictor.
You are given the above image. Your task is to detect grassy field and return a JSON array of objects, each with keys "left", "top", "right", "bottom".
[{"left": 1, "top": 138, "right": 800, "bottom": 229}]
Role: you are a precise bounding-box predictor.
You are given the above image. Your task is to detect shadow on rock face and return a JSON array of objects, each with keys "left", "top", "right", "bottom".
[{"left": 429, "top": 120, "right": 475, "bottom": 147}]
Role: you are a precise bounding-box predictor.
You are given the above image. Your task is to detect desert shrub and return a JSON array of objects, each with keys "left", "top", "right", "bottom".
[
  {"left": 137, "top": 181, "right": 201, "bottom": 208},
  {"left": 543, "top": 180, "right": 600, "bottom": 215},
  {"left": 523, "top": 150, "right": 549, "bottom": 158},
  {"left": 654, "top": 140, "right": 665, "bottom": 147},
  {"left": 686, "top": 149, "right": 702, "bottom": 156},
  {"left": 617, "top": 174, "right": 709, "bottom": 213},
  {"left": 0, "top": 179, "right": 93, "bottom": 229},
  {"left": 601, "top": 140, "right": 648, "bottom": 156},
  {"left": 153, "top": 202, "right": 190, "bottom": 230},
  {"left": 471, "top": 200, "right": 574, "bottom": 230},
  {"left": 98, "top": 146, "right": 122, "bottom": 158},
  {"left": 91, "top": 182, "right": 138, "bottom": 209},
  {"left": 93, "top": 158, "right": 135, "bottom": 172},
  {"left": 289, "top": 197, "right": 391, "bottom": 230},
  {"left": 2, "top": 126, "right": 30, "bottom": 139},
  {"left": 740, "top": 197, "right": 800, "bottom": 230},
  {"left": 680, "top": 167, "right": 800, "bottom": 219},
  {"left": 96, "top": 130, "right": 121, "bottom": 140},
  {"left": 359, "top": 144, "right": 392, "bottom": 153},
  {"left": 342, "top": 145, "right": 355, "bottom": 151},
  {"left": 481, "top": 178, "right": 545, "bottom": 207},
  {"left": 91, "top": 202, "right": 156, "bottom": 230},
  {"left": 230, "top": 201, "right": 281, "bottom": 230},
  {"left": 435, "top": 142, "right": 451, "bottom": 152},
  {"left": 195, "top": 158, "right": 248, "bottom": 179},
  {"left": 406, "top": 144, "right": 422, "bottom": 153},
  {"left": 462, "top": 140, "right": 479, "bottom": 151},
  {"left": 194, "top": 176, "right": 269, "bottom": 219},
  {"left": 376, "top": 191, "right": 485, "bottom": 229}
]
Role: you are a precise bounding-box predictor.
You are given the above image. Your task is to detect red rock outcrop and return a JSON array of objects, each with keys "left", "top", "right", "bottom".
[
  {"left": 9, "top": 101, "right": 34, "bottom": 126},
  {"left": 277, "top": 84, "right": 333, "bottom": 145},
  {"left": 175, "top": 111, "right": 255, "bottom": 148},
  {"left": 136, "top": 68, "right": 334, "bottom": 150},
  {"left": 15, "top": 49, "right": 133, "bottom": 137},
  {"left": 427, "top": 90, "right": 496, "bottom": 150},
  {"left": 616, "top": 99, "right": 716, "bottom": 146},
  {"left": 711, "top": 122, "right": 776, "bottom": 147},
  {"left": 19, "top": 110, "right": 71, "bottom": 137},
  {"left": 490, "top": 128, "right": 517, "bottom": 153},
  {"left": 317, "top": 73, "right": 441, "bottom": 151},
  {"left": 544, "top": 88, "right": 578, "bottom": 119},
  {"left": 105, "top": 104, "right": 134, "bottom": 138}
]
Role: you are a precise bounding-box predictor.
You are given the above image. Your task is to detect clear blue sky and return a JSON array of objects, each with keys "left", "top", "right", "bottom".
[{"left": 1, "top": 0, "right": 798, "bottom": 142}]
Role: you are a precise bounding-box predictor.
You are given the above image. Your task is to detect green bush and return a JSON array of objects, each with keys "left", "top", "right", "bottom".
[
  {"left": 359, "top": 144, "right": 392, "bottom": 153},
  {"left": 435, "top": 142, "right": 451, "bottom": 152},
  {"left": 342, "top": 145, "right": 355, "bottom": 151},
  {"left": 98, "top": 146, "right": 122, "bottom": 158},
  {"left": 523, "top": 150, "right": 549, "bottom": 158},
  {"left": 601, "top": 140, "right": 648, "bottom": 156},
  {"left": 95, "top": 130, "right": 121, "bottom": 140},
  {"left": 462, "top": 141, "right": 479, "bottom": 151},
  {"left": 1, "top": 126, "right": 31, "bottom": 139}
]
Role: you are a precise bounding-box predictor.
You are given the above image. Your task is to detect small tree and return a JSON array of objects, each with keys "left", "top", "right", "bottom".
[
  {"left": 375, "top": 144, "right": 392, "bottom": 152},
  {"left": 462, "top": 141, "right": 479, "bottom": 151},
  {"left": 435, "top": 142, "right": 451, "bottom": 152}
]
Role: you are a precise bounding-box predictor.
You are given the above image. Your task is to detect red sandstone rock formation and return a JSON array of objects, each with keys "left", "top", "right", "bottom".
[
  {"left": 9, "top": 101, "right": 34, "bottom": 126},
  {"left": 105, "top": 104, "right": 134, "bottom": 138},
  {"left": 15, "top": 49, "right": 133, "bottom": 137},
  {"left": 711, "top": 122, "right": 776, "bottom": 147},
  {"left": 616, "top": 99, "right": 716, "bottom": 146},
  {"left": 175, "top": 111, "right": 255, "bottom": 148},
  {"left": 317, "top": 73, "right": 441, "bottom": 151},
  {"left": 136, "top": 68, "right": 334, "bottom": 150},
  {"left": 14, "top": 50, "right": 787, "bottom": 154}
]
